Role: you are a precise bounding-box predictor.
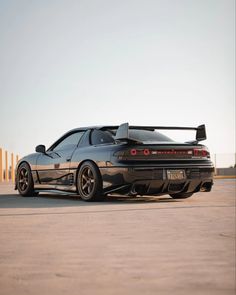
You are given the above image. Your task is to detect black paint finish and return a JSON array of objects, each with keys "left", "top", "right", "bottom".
[{"left": 15, "top": 123, "right": 214, "bottom": 198}]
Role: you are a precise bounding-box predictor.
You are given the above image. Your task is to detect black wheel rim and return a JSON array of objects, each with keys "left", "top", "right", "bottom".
[
  {"left": 18, "top": 167, "right": 29, "bottom": 192},
  {"left": 80, "top": 166, "right": 95, "bottom": 196}
]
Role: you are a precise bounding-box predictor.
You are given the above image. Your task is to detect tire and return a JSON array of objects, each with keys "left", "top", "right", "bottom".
[
  {"left": 77, "top": 161, "right": 104, "bottom": 201},
  {"left": 16, "top": 162, "right": 37, "bottom": 197},
  {"left": 169, "top": 193, "right": 193, "bottom": 199}
]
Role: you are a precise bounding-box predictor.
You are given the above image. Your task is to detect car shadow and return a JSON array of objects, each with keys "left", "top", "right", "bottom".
[
  {"left": 0, "top": 192, "right": 178, "bottom": 209},
  {"left": 39, "top": 193, "right": 178, "bottom": 204}
]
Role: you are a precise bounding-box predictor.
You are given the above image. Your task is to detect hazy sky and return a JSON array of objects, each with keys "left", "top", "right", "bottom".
[{"left": 0, "top": 0, "right": 235, "bottom": 159}]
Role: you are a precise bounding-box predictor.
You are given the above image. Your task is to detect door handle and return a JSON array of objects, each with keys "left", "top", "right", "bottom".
[{"left": 66, "top": 158, "right": 71, "bottom": 162}]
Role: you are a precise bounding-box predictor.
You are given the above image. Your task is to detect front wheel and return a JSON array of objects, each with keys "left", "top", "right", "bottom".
[
  {"left": 169, "top": 193, "right": 193, "bottom": 199},
  {"left": 16, "top": 163, "right": 37, "bottom": 197},
  {"left": 77, "top": 162, "right": 104, "bottom": 201}
]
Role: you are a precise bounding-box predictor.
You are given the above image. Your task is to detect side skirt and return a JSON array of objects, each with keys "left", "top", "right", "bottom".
[{"left": 34, "top": 184, "right": 77, "bottom": 193}]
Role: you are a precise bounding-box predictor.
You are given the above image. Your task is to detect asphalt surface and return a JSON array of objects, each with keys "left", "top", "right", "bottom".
[{"left": 0, "top": 179, "right": 235, "bottom": 295}]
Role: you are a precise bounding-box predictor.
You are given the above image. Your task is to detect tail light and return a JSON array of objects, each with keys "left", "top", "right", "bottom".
[
  {"left": 130, "top": 149, "right": 137, "bottom": 156},
  {"left": 143, "top": 149, "right": 150, "bottom": 156},
  {"left": 115, "top": 146, "right": 210, "bottom": 160},
  {"left": 193, "top": 147, "right": 210, "bottom": 158},
  {"left": 117, "top": 148, "right": 151, "bottom": 160},
  {"left": 130, "top": 149, "right": 150, "bottom": 156}
]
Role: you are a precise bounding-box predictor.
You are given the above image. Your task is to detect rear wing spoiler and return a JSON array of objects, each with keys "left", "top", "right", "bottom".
[{"left": 114, "top": 123, "right": 207, "bottom": 143}]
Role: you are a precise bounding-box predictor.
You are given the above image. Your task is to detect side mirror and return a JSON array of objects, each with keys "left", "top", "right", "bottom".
[{"left": 35, "top": 145, "right": 46, "bottom": 153}]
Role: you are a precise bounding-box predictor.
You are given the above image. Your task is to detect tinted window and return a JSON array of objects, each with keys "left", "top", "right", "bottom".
[
  {"left": 53, "top": 132, "right": 85, "bottom": 151},
  {"left": 91, "top": 130, "right": 115, "bottom": 145},
  {"left": 129, "top": 129, "right": 173, "bottom": 142}
]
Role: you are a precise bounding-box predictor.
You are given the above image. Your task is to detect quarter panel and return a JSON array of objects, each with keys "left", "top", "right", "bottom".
[{"left": 70, "top": 145, "right": 117, "bottom": 169}]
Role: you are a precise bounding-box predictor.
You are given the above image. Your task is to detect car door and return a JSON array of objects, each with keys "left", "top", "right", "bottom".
[{"left": 36, "top": 131, "right": 85, "bottom": 186}]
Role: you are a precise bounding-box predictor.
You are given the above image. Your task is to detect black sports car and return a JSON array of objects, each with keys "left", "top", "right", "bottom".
[{"left": 15, "top": 123, "right": 214, "bottom": 201}]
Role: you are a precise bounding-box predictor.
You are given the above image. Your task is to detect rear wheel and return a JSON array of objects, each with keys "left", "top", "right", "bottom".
[
  {"left": 170, "top": 193, "right": 193, "bottom": 199},
  {"left": 17, "top": 163, "right": 37, "bottom": 197},
  {"left": 77, "top": 162, "right": 103, "bottom": 201}
]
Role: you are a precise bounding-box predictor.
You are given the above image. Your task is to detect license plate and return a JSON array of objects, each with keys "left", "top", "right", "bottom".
[{"left": 167, "top": 170, "right": 186, "bottom": 180}]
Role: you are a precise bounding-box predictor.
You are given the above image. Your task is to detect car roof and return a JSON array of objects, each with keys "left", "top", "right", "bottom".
[
  {"left": 66, "top": 126, "right": 162, "bottom": 136},
  {"left": 68, "top": 126, "right": 120, "bottom": 132}
]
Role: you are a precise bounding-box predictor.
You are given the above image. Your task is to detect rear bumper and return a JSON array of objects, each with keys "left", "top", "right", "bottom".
[{"left": 100, "top": 165, "right": 214, "bottom": 195}]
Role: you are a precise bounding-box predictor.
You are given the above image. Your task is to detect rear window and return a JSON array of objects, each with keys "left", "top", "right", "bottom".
[
  {"left": 128, "top": 129, "right": 173, "bottom": 142},
  {"left": 106, "top": 128, "right": 174, "bottom": 142}
]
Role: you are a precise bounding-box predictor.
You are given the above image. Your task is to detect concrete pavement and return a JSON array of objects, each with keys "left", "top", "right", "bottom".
[{"left": 0, "top": 179, "right": 235, "bottom": 295}]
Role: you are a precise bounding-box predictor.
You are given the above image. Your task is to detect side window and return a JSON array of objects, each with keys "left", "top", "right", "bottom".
[
  {"left": 91, "top": 130, "right": 114, "bottom": 145},
  {"left": 53, "top": 132, "right": 85, "bottom": 151}
]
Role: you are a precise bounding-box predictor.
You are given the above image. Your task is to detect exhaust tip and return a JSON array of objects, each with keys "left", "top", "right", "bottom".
[{"left": 200, "top": 181, "right": 213, "bottom": 192}]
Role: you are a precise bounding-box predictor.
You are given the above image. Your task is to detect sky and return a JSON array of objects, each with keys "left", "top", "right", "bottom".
[{"left": 0, "top": 0, "right": 235, "bottom": 166}]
